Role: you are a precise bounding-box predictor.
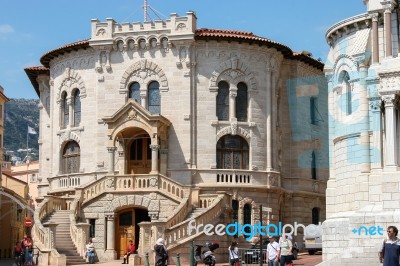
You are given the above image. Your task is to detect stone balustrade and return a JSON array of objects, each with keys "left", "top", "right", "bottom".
[
  {"left": 33, "top": 196, "right": 68, "bottom": 250},
  {"left": 82, "top": 173, "right": 189, "bottom": 204},
  {"left": 194, "top": 169, "right": 281, "bottom": 187},
  {"left": 165, "top": 194, "right": 227, "bottom": 247},
  {"left": 48, "top": 172, "right": 106, "bottom": 191},
  {"left": 164, "top": 197, "right": 191, "bottom": 228}
]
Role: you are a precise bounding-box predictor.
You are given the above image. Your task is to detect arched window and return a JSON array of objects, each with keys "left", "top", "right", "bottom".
[
  {"left": 311, "top": 151, "right": 317, "bottom": 180},
  {"left": 148, "top": 81, "right": 160, "bottom": 114},
  {"left": 243, "top": 203, "right": 252, "bottom": 234},
  {"left": 73, "top": 90, "right": 81, "bottom": 127},
  {"left": 236, "top": 82, "right": 248, "bottom": 122},
  {"left": 312, "top": 207, "right": 320, "bottom": 225},
  {"left": 61, "top": 92, "right": 69, "bottom": 129},
  {"left": 129, "top": 82, "right": 141, "bottom": 103},
  {"left": 62, "top": 141, "right": 80, "bottom": 174},
  {"left": 216, "top": 135, "right": 249, "bottom": 169},
  {"left": 339, "top": 71, "right": 352, "bottom": 115},
  {"left": 217, "top": 81, "right": 229, "bottom": 121}
]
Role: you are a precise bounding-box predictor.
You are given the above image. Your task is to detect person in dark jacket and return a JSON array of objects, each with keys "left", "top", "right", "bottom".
[{"left": 154, "top": 238, "right": 168, "bottom": 266}]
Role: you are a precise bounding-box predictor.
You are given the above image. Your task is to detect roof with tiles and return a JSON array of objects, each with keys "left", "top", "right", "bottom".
[
  {"left": 26, "top": 28, "right": 324, "bottom": 94},
  {"left": 24, "top": 66, "right": 50, "bottom": 95}
]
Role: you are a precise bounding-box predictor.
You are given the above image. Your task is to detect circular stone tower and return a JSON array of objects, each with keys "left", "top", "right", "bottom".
[{"left": 323, "top": 0, "right": 400, "bottom": 264}]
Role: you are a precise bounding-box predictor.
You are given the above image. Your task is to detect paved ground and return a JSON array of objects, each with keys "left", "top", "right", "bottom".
[{"left": 0, "top": 253, "right": 322, "bottom": 266}]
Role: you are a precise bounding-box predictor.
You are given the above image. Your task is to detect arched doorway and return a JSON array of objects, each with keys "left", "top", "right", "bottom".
[
  {"left": 128, "top": 134, "right": 152, "bottom": 174},
  {"left": 116, "top": 207, "right": 151, "bottom": 259}
]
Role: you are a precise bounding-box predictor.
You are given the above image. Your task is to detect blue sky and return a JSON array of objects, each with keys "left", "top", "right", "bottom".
[{"left": 0, "top": 0, "right": 366, "bottom": 99}]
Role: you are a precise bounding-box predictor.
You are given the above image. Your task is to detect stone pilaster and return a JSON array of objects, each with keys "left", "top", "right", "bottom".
[
  {"left": 107, "top": 147, "right": 117, "bottom": 174},
  {"left": 384, "top": 7, "right": 393, "bottom": 57},
  {"left": 371, "top": 13, "right": 379, "bottom": 63},
  {"left": 105, "top": 213, "right": 116, "bottom": 258},
  {"left": 229, "top": 85, "right": 237, "bottom": 122},
  {"left": 382, "top": 94, "right": 397, "bottom": 168},
  {"left": 266, "top": 69, "right": 272, "bottom": 170},
  {"left": 150, "top": 144, "right": 160, "bottom": 174}
]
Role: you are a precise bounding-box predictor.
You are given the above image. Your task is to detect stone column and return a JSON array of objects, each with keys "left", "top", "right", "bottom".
[
  {"left": 370, "top": 98, "right": 382, "bottom": 169},
  {"left": 382, "top": 94, "right": 397, "bottom": 167},
  {"left": 359, "top": 64, "right": 371, "bottom": 173},
  {"left": 229, "top": 86, "right": 237, "bottom": 121},
  {"left": 140, "top": 89, "right": 147, "bottom": 109},
  {"left": 107, "top": 147, "right": 117, "bottom": 174},
  {"left": 371, "top": 14, "right": 379, "bottom": 63},
  {"left": 67, "top": 97, "right": 72, "bottom": 128},
  {"left": 105, "top": 214, "right": 117, "bottom": 258},
  {"left": 266, "top": 69, "right": 273, "bottom": 170},
  {"left": 150, "top": 144, "right": 160, "bottom": 174},
  {"left": 384, "top": 7, "right": 392, "bottom": 57}
]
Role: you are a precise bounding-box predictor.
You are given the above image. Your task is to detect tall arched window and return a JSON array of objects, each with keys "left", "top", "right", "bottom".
[
  {"left": 312, "top": 207, "right": 320, "bottom": 225},
  {"left": 148, "top": 81, "right": 160, "bottom": 114},
  {"left": 339, "top": 71, "right": 352, "bottom": 115},
  {"left": 217, "top": 135, "right": 249, "bottom": 169},
  {"left": 243, "top": 203, "right": 252, "bottom": 234},
  {"left": 62, "top": 141, "right": 80, "bottom": 174},
  {"left": 61, "top": 92, "right": 69, "bottom": 129},
  {"left": 236, "top": 82, "right": 248, "bottom": 122},
  {"left": 217, "top": 81, "right": 229, "bottom": 121},
  {"left": 73, "top": 90, "right": 81, "bottom": 127},
  {"left": 129, "top": 82, "right": 141, "bottom": 103}
]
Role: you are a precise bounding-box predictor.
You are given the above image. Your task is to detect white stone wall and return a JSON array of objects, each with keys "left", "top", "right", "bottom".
[
  {"left": 323, "top": 2, "right": 400, "bottom": 264},
  {"left": 33, "top": 12, "right": 328, "bottom": 262}
]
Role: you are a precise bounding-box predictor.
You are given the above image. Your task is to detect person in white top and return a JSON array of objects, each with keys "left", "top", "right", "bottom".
[
  {"left": 228, "top": 241, "right": 239, "bottom": 266},
  {"left": 266, "top": 236, "right": 280, "bottom": 266}
]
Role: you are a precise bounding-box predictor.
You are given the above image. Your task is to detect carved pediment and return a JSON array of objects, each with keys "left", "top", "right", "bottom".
[
  {"left": 102, "top": 100, "right": 171, "bottom": 143},
  {"left": 103, "top": 100, "right": 169, "bottom": 126}
]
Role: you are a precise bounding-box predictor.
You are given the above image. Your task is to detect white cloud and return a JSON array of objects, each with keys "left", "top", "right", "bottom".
[{"left": 0, "top": 24, "right": 15, "bottom": 34}]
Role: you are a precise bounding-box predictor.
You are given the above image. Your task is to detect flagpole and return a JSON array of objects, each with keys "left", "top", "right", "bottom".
[{"left": 26, "top": 127, "right": 29, "bottom": 163}]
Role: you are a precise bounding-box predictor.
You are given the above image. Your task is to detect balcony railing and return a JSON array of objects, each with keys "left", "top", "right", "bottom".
[
  {"left": 193, "top": 169, "right": 281, "bottom": 187},
  {"left": 81, "top": 173, "right": 190, "bottom": 204}
]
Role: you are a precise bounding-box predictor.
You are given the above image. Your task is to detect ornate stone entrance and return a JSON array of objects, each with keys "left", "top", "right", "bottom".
[{"left": 116, "top": 207, "right": 150, "bottom": 259}]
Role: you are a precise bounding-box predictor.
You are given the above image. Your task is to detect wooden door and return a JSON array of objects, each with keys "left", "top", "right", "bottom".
[
  {"left": 129, "top": 137, "right": 151, "bottom": 174},
  {"left": 116, "top": 210, "right": 135, "bottom": 259}
]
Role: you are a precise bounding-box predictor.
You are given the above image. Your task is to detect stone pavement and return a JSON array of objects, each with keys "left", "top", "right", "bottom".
[{"left": 0, "top": 253, "right": 321, "bottom": 266}]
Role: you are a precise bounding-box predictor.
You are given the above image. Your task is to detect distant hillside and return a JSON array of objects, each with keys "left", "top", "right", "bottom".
[{"left": 4, "top": 99, "right": 39, "bottom": 161}]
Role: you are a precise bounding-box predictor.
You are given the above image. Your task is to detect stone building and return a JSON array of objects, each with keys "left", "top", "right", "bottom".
[
  {"left": 323, "top": 0, "right": 400, "bottom": 264},
  {"left": 25, "top": 12, "right": 327, "bottom": 265}
]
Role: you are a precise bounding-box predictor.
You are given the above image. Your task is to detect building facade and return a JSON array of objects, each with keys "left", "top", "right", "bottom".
[
  {"left": 323, "top": 0, "right": 400, "bottom": 264},
  {"left": 25, "top": 12, "right": 327, "bottom": 265}
]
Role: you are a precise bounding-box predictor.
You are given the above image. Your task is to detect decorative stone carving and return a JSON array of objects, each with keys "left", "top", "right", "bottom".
[
  {"left": 176, "top": 23, "right": 186, "bottom": 31},
  {"left": 369, "top": 99, "right": 381, "bottom": 111},
  {"left": 381, "top": 94, "right": 397, "bottom": 107},
  {"left": 239, "top": 197, "right": 253, "bottom": 208},
  {"left": 209, "top": 57, "right": 257, "bottom": 91},
  {"left": 380, "top": 76, "right": 400, "bottom": 92},
  {"left": 216, "top": 126, "right": 251, "bottom": 141},
  {"left": 120, "top": 59, "right": 169, "bottom": 91},
  {"left": 96, "top": 28, "right": 106, "bottom": 36},
  {"left": 149, "top": 177, "right": 158, "bottom": 187},
  {"left": 106, "top": 177, "right": 114, "bottom": 189},
  {"left": 230, "top": 122, "right": 238, "bottom": 135},
  {"left": 127, "top": 108, "right": 137, "bottom": 120}
]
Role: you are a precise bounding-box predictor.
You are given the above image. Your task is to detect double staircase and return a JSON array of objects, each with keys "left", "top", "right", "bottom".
[{"left": 42, "top": 210, "right": 86, "bottom": 265}]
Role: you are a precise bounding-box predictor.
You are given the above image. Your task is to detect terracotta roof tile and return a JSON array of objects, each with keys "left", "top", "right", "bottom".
[
  {"left": 40, "top": 39, "right": 90, "bottom": 66},
  {"left": 24, "top": 66, "right": 50, "bottom": 96}
]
